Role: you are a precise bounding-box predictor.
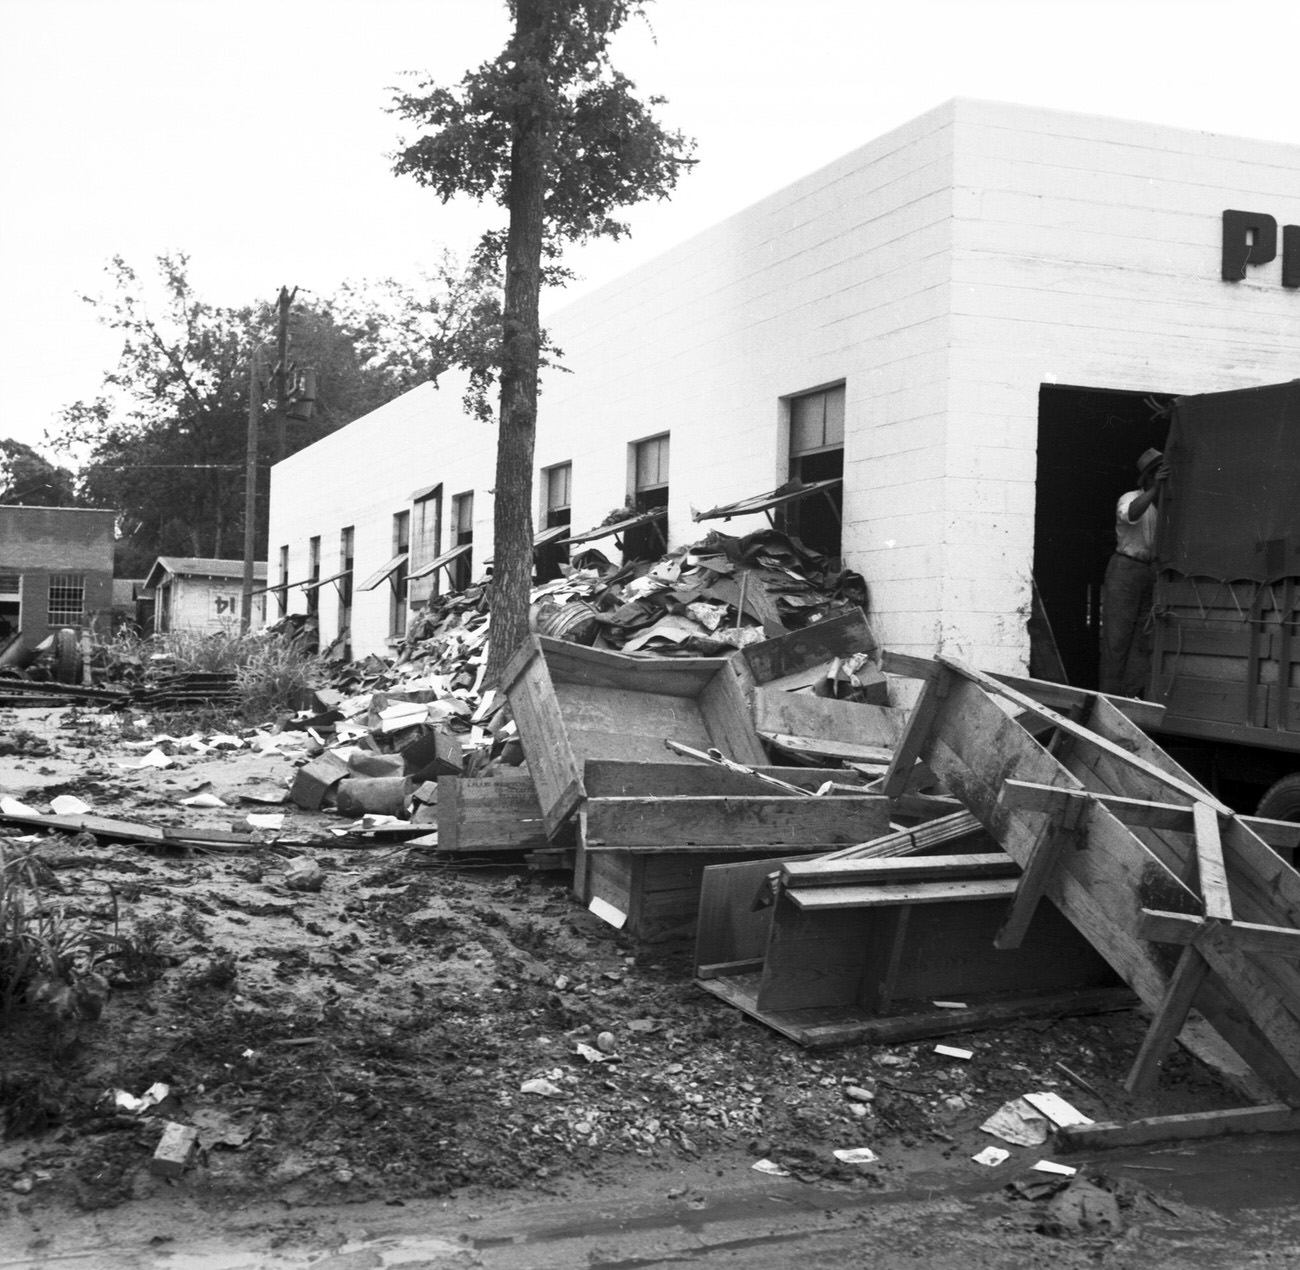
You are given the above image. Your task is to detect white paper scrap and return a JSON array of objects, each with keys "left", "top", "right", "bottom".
[
  {"left": 980, "top": 1098, "right": 1050, "bottom": 1147},
  {"left": 588, "top": 896, "right": 628, "bottom": 930},
  {"left": 118, "top": 748, "right": 173, "bottom": 770},
  {"left": 935, "top": 1045, "right": 973, "bottom": 1060},
  {"left": 751, "top": 1159, "right": 790, "bottom": 1176},
  {"left": 1023, "top": 1091, "right": 1094, "bottom": 1128},
  {"left": 180, "top": 793, "right": 228, "bottom": 808},
  {"left": 832, "top": 1147, "right": 879, "bottom": 1164},
  {"left": 933, "top": 1000, "right": 968, "bottom": 1009},
  {"left": 1032, "top": 1160, "right": 1078, "bottom": 1176},
  {"left": 49, "top": 795, "right": 91, "bottom": 815},
  {"left": 0, "top": 797, "right": 40, "bottom": 816},
  {"left": 972, "top": 1146, "right": 1010, "bottom": 1167},
  {"left": 246, "top": 813, "right": 284, "bottom": 831}
]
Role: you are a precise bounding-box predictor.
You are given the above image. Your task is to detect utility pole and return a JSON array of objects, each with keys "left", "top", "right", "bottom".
[
  {"left": 240, "top": 344, "right": 267, "bottom": 633},
  {"left": 273, "top": 285, "right": 295, "bottom": 463}
]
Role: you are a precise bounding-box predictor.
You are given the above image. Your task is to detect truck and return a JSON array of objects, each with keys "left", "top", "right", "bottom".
[{"left": 1147, "top": 379, "right": 1300, "bottom": 821}]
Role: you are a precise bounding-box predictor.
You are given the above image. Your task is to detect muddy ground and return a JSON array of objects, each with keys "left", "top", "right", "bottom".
[{"left": 2, "top": 703, "right": 1299, "bottom": 1268}]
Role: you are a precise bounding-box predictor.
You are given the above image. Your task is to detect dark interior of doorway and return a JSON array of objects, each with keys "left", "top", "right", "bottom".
[{"left": 1033, "top": 385, "right": 1173, "bottom": 690}]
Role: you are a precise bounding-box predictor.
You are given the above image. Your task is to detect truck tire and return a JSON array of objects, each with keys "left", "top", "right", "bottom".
[
  {"left": 1256, "top": 773, "right": 1300, "bottom": 823},
  {"left": 54, "top": 628, "right": 81, "bottom": 684}
]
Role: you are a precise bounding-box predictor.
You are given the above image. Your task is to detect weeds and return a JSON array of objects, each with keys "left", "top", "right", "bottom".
[
  {"left": 95, "top": 626, "right": 326, "bottom": 722},
  {"left": 1, "top": 840, "right": 136, "bottom": 1027}
]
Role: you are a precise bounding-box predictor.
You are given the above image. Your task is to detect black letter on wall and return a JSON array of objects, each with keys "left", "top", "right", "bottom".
[
  {"left": 1283, "top": 225, "right": 1300, "bottom": 289},
  {"left": 1222, "top": 209, "right": 1278, "bottom": 281}
]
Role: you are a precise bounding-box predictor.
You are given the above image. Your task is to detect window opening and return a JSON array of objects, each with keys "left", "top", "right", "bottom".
[
  {"left": 626, "top": 434, "right": 669, "bottom": 562},
  {"left": 339, "top": 526, "right": 354, "bottom": 660},
  {"left": 0, "top": 572, "right": 21, "bottom": 642},
  {"left": 277, "top": 545, "right": 289, "bottom": 618},
  {"left": 306, "top": 536, "right": 321, "bottom": 621},
  {"left": 391, "top": 511, "right": 411, "bottom": 637},
  {"left": 537, "top": 462, "right": 572, "bottom": 582},
  {"left": 411, "top": 486, "right": 443, "bottom": 604},
  {"left": 450, "top": 493, "right": 473, "bottom": 592},
  {"left": 785, "top": 385, "right": 844, "bottom": 560}
]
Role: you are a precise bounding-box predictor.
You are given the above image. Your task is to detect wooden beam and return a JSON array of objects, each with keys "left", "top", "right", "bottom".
[
  {"left": 997, "top": 779, "right": 1300, "bottom": 850},
  {"left": 782, "top": 852, "right": 1019, "bottom": 887},
  {"left": 880, "top": 661, "right": 951, "bottom": 799},
  {"left": 1125, "top": 936, "right": 1213, "bottom": 1093},
  {"left": 1058, "top": 1103, "right": 1300, "bottom": 1152},
  {"left": 881, "top": 649, "right": 1166, "bottom": 730},
  {"left": 1193, "top": 800, "right": 1234, "bottom": 922},
  {"left": 1139, "top": 908, "right": 1300, "bottom": 957},
  {"left": 790, "top": 877, "right": 1020, "bottom": 910},
  {"left": 934, "top": 653, "right": 1233, "bottom": 815},
  {"left": 996, "top": 794, "right": 1084, "bottom": 951}
]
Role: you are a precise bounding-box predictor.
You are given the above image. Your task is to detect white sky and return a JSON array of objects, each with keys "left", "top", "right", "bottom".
[{"left": 1, "top": 0, "right": 1296, "bottom": 460}]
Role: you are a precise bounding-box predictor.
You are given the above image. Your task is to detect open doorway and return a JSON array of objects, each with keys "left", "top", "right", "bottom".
[{"left": 1033, "top": 385, "right": 1172, "bottom": 689}]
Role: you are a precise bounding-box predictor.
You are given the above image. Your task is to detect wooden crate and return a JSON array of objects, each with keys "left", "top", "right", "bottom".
[
  {"left": 435, "top": 769, "right": 551, "bottom": 853},
  {"left": 501, "top": 635, "right": 767, "bottom": 837}
]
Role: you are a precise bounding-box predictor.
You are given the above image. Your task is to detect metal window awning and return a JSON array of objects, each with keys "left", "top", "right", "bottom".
[
  {"left": 534, "top": 524, "right": 570, "bottom": 547},
  {"left": 692, "top": 477, "right": 843, "bottom": 523},
  {"left": 408, "top": 542, "right": 472, "bottom": 582},
  {"left": 300, "top": 568, "right": 352, "bottom": 594},
  {"left": 356, "top": 552, "right": 409, "bottom": 592},
  {"left": 247, "top": 576, "right": 311, "bottom": 597},
  {"left": 566, "top": 507, "right": 667, "bottom": 546}
]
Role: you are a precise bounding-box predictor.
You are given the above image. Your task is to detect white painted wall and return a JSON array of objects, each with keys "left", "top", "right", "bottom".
[{"left": 268, "top": 99, "right": 1300, "bottom": 668}]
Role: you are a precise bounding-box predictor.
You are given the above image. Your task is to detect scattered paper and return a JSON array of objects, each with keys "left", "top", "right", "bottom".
[
  {"left": 935, "top": 1044, "right": 973, "bottom": 1060},
  {"left": 118, "top": 748, "right": 173, "bottom": 770},
  {"left": 588, "top": 896, "right": 628, "bottom": 930},
  {"left": 520, "top": 1078, "right": 565, "bottom": 1098},
  {"left": 972, "top": 1146, "right": 1010, "bottom": 1167},
  {"left": 246, "top": 813, "right": 284, "bottom": 831},
  {"left": 574, "top": 1043, "right": 613, "bottom": 1064},
  {"left": 751, "top": 1158, "right": 790, "bottom": 1176},
  {"left": 1023, "top": 1091, "right": 1094, "bottom": 1128},
  {"left": 980, "top": 1098, "right": 1050, "bottom": 1147},
  {"left": 933, "top": 1000, "right": 967, "bottom": 1009},
  {"left": 833, "top": 1147, "right": 879, "bottom": 1164},
  {"left": 0, "top": 797, "right": 40, "bottom": 816},
  {"left": 1032, "top": 1160, "right": 1078, "bottom": 1177},
  {"left": 180, "top": 793, "right": 228, "bottom": 808},
  {"left": 49, "top": 795, "right": 91, "bottom": 815}
]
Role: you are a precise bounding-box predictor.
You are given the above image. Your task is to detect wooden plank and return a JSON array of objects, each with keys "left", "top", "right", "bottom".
[
  {"left": 1140, "top": 908, "right": 1300, "bottom": 957},
  {"left": 741, "top": 608, "right": 875, "bottom": 685},
  {"left": 919, "top": 674, "right": 1300, "bottom": 1100},
  {"left": 583, "top": 795, "right": 888, "bottom": 848},
  {"left": 882, "top": 648, "right": 1166, "bottom": 730},
  {"left": 808, "top": 810, "right": 986, "bottom": 866},
  {"left": 583, "top": 760, "right": 856, "bottom": 798},
  {"left": 1058, "top": 1104, "right": 1300, "bottom": 1152},
  {"left": 1193, "top": 801, "right": 1234, "bottom": 922},
  {"left": 755, "top": 893, "right": 872, "bottom": 1012},
  {"left": 880, "top": 660, "right": 952, "bottom": 799},
  {"left": 699, "top": 972, "right": 1135, "bottom": 1050},
  {"left": 0, "top": 810, "right": 167, "bottom": 843},
  {"left": 782, "top": 852, "right": 1018, "bottom": 886},
  {"left": 995, "top": 783, "right": 1085, "bottom": 951},
  {"left": 1126, "top": 938, "right": 1212, "bottom": 1093},
  {"left": 790, "top": 877, "right": 1021, "bottom": 909},
  {"left": 1078, "top": 699, "right": 1300, "bottom": 1035},
  {"left": 998, "top": 779, "right": 1300, "bottom": 850},
  {"left": 697, "top": 659, "right": 770, "bottom": 766},
  {"left": 759, "top": 733, "right": 893, "bottom": 764},
  {"left": 695, "top": 854, "right": 816, "bottom": 972},
  {"left": 752, "top": 689, "right": 905, "bottom": 749},
  {"left": 696, "top": 958, "right": 766, "bottom": 980},
  {"left": 936, "top": 653, "right": 1230, "bottom": 813}
]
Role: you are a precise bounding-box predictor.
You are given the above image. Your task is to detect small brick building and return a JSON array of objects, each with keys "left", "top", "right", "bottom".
[{"left": 0, "top": 505, "right": 116, "bottom": 649}]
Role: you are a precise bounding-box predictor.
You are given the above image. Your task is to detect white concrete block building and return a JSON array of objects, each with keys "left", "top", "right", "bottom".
[{"left": 268, "top": 99, "right": 1299, "bottom": 681}]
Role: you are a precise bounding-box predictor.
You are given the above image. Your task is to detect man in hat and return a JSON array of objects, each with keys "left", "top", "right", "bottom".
[{"left": 1099, "top": 447, "right": 1168, "bottom": 696}]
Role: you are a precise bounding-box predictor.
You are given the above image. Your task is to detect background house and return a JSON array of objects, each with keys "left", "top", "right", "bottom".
[
  {"left": 267, "top": 99, "right": 1299, "bottom": 678},
  {"left": 144, "top": 557, "right": 266, "bottom": 634},
  {"left": 0, "top": 505, "right": 115, "bottom": 649}
]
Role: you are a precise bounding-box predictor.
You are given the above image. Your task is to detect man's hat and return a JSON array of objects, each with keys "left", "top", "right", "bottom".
[{"left": 1137, "top": 447, "right": 1162, "bottom": 478}]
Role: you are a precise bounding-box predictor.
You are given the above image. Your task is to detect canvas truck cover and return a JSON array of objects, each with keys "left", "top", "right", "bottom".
[{"left": 1160, "top": 380, "right": 1300, "bottom": 583}]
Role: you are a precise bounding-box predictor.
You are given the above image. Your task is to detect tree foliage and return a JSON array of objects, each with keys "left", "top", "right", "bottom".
[
  {"left": 47, "top": 252, "right": 501, "bottom": 572},
  {"left": 391, "top": 0, "right": 695, "bottom": 681},
  {"left": 0, "top": 439, "right": 76, "bottom": 507}
]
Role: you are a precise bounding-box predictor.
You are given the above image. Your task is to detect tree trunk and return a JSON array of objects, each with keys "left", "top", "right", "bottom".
[{"left": 483, "top": 0, "right": 548, "bottom": 687}]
